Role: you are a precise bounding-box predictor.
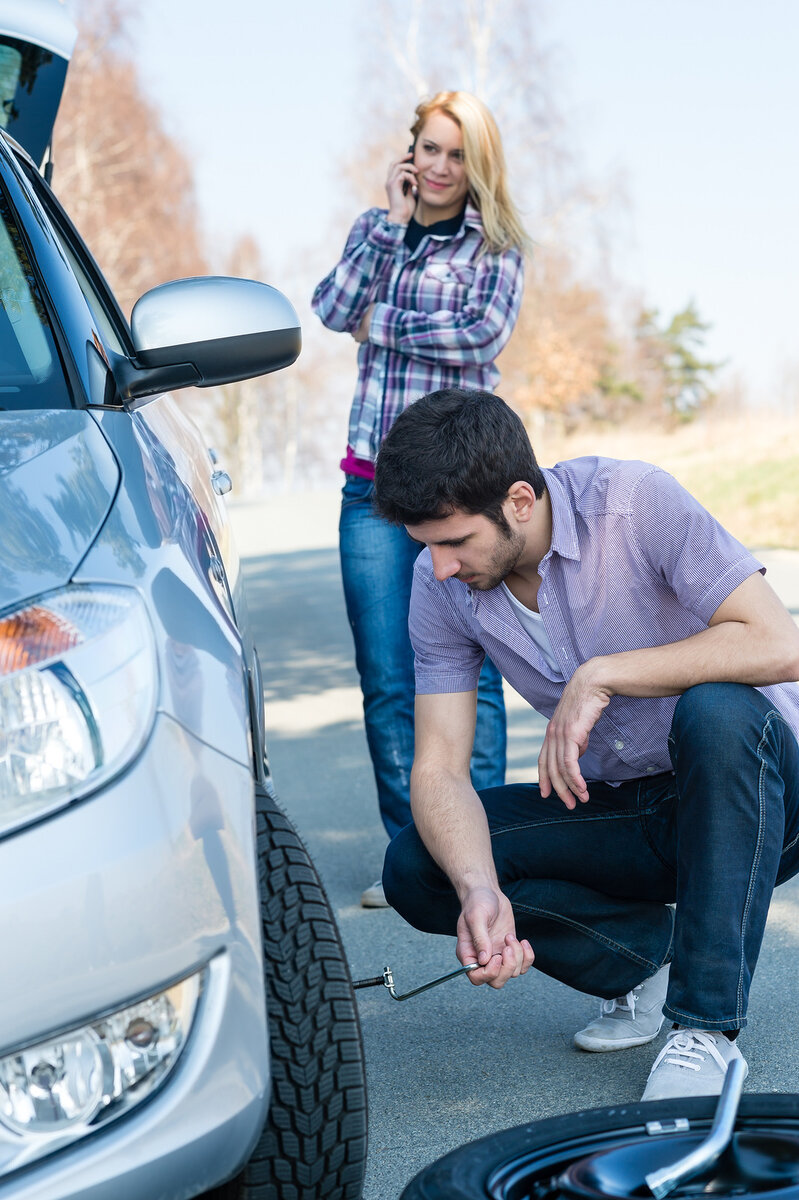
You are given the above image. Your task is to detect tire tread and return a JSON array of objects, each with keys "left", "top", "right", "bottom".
[{"left": 228, "top": 784, "right": 367, "bottom": 1200}]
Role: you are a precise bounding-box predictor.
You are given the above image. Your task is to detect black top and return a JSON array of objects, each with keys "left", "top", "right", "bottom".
[{"left": 404, "top": 207, "right": 466, "bottom": 253}]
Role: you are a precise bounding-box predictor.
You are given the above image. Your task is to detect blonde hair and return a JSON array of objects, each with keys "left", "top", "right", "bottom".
[{"left": 411, "top": 91, "right": 530, "bottom": 256}]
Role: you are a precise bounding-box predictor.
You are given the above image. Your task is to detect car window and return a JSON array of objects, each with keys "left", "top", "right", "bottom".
[
  {"left": 15, "top": 159, "right": 131, "bottom": 361},
  {"left": 50, "top": 229, "right": 127, "bottom": 356},
  {"left": 0, "top": 184, "right": 70, "bottom": 410},
  {"left": 0, "top": 36, "right": 69, "bottom": 167}
]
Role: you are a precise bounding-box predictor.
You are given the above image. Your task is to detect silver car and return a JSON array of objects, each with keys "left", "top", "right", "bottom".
[{"left": 0, "top": 4, "right": 367, "bottom": 1197}]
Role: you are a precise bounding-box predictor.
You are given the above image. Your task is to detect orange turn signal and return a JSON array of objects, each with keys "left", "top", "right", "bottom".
[{"left": 0, "top": 607, "right": 81, "bottom": 677}]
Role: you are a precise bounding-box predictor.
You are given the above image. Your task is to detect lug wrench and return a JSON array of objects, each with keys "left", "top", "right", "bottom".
[{"left": 352, "top": 962, "right": 478, "bottom": 1001}]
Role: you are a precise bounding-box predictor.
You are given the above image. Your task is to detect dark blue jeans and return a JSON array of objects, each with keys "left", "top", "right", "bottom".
[
  {"left": 384, "top": 683, "right": 799, "bottom": 1030},
  {"left": 339, "top": 474, "right": 507, "bottom": 839}
]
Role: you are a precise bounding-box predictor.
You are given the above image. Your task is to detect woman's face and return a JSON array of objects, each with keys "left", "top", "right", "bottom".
[{"left": 413, "top": 111, "right": 469, "bottom": 224}]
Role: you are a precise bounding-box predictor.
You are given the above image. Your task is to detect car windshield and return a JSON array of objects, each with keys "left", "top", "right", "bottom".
[{"left": 0, "top": 184, "right": 70, "bottom": 410}]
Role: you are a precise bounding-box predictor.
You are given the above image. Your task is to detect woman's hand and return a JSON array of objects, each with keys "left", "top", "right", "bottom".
[
  {"left": 385, "top": 150, "right": 417, "bottom": 225},
  {"left": 352, "top": 304, "right": 374, "bottom": 344}
]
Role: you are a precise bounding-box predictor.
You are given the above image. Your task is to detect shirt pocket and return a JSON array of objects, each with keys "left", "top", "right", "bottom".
[{"left": 415, "top": 261, "right": 476, "bottom": 312}]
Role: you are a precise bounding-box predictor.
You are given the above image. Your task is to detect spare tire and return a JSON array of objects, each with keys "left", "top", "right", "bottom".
[{"left": 400, "top": 1094, "right": 799, "bottom": 1200}]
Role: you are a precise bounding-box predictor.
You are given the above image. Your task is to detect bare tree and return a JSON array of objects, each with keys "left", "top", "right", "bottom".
[
  {"left": 52, "top": 0, "right": 207, "bottom": 316},
  {"left": 212, "top": 235, "right": 352, "bottom": 496}
]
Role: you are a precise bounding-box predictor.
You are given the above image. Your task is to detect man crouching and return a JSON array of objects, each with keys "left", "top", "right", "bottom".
[{"left": 373, "top": 386, "right": 799, "bottom": 1100}]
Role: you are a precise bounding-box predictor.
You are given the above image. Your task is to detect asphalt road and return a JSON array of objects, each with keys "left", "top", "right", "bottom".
[{"left": 231, "top": 493, "right": 799, "bottom": 1200}]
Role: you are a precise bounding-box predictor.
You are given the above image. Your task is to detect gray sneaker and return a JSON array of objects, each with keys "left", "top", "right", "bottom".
[
  {"left": 574, "top": 964, "right": 669, "bottom": 1051},
  {"left": 360, "top": 878, "right": 390, "bottom": 908},
  {"left": 642, "top": 1028, "right": 748, "bottom": 1100}
]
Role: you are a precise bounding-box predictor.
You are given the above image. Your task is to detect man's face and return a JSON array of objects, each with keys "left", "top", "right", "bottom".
[{"left": 406, "top": 508, "right": 525, "bottom": 591}]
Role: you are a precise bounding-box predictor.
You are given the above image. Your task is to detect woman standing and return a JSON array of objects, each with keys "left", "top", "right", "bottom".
[{"left": 313, "top": 91, "right": 529, "bottom": 905}]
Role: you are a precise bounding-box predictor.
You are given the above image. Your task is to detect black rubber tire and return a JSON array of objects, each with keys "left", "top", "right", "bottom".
[
  {"left": 218, "top": 782, "right": 368, "bottom": 1200},
  {"left": 399, "top": 1094, "right": 799, "bottom": 1200}
]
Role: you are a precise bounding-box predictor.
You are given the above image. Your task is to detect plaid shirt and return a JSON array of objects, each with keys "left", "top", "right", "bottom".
[{"left": 312, "top": 204, "right": 525, "bottom": 462}]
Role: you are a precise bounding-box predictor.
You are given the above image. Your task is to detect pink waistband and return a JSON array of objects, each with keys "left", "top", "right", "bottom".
[{"left": 340, "top": 446, "right": 375, "bottom": 480}]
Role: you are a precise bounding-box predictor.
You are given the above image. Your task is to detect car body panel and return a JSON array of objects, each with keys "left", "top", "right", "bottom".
[
  {"left": 0, "top": 410, "right": 119, "bottom": 612},
  {"left": 0, "top": 715, "right": 269, "bottom": 1196},
  {"left": 135, "top": 394, "right": 242, "bottom": 614},
  {"left": 74, "top": 405, "right": 252, "bottom": 769},
  {"left": 0, "top": 714, "right": 269, "bottom": 1196},
  {"left": 0, "top": 713, "right": 265, "bottom": 1048}
]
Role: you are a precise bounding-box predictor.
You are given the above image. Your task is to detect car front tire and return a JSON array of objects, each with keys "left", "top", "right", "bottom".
[{"left": 211, "top": 782, "right": 368, "bottom": 1200}]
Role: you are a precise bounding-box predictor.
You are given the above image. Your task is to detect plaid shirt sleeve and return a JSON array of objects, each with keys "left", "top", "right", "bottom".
[
  {"left": 311, "top": 209, "right": 406, "bottom": 333},
  {"left": 368, "top": 245, "right": 524, "bottom": 366}
]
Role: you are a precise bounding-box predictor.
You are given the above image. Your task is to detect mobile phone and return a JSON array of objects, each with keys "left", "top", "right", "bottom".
[{"left": 402, "top": 142, "right": 416, "bottom": 196}]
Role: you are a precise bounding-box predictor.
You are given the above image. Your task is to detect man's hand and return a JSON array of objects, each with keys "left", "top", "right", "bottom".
[
  {"left": 352, "top": 303, "right": 374, "bottom": 344},
  {"left": 455, "top": 885, "right": 534, "bottom": 989},
  {"left": 539, "top": 663, "right": 611, "bottom": 809}
]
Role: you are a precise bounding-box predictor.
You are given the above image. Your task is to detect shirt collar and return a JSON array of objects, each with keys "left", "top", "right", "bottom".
[
  {"left": 540, "top": 467, "right": 581, "bottom": 563},
  {"left": 465, "top": 469, "right": 580, "bottom": 615},
  {"left": 462, "top": 201, "right": 484, "bottom": 235},
  {"left": 422, "top": 200, "right": 483, "bottom": 241}
]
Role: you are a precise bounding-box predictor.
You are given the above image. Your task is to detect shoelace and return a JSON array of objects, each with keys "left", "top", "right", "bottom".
[
  {"left": 600, "top": 981, "right": 645, "bottom": 1020},
  {"left": 649, "top": 1029, "right": 729, "bottom": 1074}
]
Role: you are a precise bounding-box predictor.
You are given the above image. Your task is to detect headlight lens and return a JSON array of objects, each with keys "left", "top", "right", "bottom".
[
  {"left": 0, "top": 972, "right": 202, "bottom": 1141},
  {"left": 0, "top": 586, "right": 157, "bottom": 833}
]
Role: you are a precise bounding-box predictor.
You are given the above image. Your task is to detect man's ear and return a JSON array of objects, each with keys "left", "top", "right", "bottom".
[{"left": 505, "top": 481, "right": 536, "bottom": 524}]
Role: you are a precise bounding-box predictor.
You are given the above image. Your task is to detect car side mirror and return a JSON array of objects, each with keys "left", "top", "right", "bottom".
[{"left": 114, "top": 276, "right": 301, "bottom": 403}]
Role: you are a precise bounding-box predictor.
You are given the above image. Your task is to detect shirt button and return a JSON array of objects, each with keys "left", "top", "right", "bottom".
[
  {"left": 646, "top": 766, "right": 655, "bottom": 774},
  {"left": 614, "top": 739, "right": 624, "bottom": 751}
]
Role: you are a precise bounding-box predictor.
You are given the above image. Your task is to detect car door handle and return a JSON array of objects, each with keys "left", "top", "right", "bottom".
[{"left": 211, "top": 469, "right": 232, "bottom": 496}]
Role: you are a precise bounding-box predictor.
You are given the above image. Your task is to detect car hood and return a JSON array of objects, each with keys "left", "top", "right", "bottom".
[{"left": 0, "top": 409, "right": 120, "bottom": 612}]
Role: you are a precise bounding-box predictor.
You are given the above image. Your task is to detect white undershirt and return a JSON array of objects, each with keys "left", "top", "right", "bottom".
[{"left": 500, "top": 582, "right": 563, "bottom": 676}]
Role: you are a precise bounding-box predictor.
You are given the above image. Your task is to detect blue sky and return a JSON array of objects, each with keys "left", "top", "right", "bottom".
[{"left": 128, "top": 0, "right": 798, "bottom": 407}]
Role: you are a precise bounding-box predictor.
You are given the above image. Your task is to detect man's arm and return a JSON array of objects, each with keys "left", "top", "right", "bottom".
[
  {"left": 412, "top": 690, "right": 534, "bottom": 988},
  {"left": 539, "top": 571, "right": 799, "bottom": 809}
]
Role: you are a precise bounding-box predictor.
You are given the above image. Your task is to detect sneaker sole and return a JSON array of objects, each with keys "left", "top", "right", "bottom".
[
  {"left": 641, "top": 1059, "right": 748, "bottom": 1101},
  {"left": 574, "top": 1023, "right": 665, "bottom": 1052}
]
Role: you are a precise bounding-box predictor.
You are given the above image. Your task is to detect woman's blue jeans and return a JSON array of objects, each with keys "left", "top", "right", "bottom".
[
  {"left": 384, "top": 682, "right": 799, "bottom": 1030},
  {"left": 339, "top": 474, "right": 507, "bottom": 840}
]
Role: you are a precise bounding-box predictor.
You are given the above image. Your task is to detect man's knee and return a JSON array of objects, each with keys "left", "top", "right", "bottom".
[
  {"left": 671, "top": 682, "right": 770, "bottom": 752},
  {"left": 382, "top": 824, "right": 428, "bottom": 917},
  {"left": 382, "top": 824, "right": 455, "bottom": 931},
  {"left": 669, "top": 683, "right": 795, "bottom": 811}
]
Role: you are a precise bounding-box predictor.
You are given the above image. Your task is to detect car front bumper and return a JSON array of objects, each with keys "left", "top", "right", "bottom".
[{"left": 0, "top": 713, "right": 269, "bottom": 1199}]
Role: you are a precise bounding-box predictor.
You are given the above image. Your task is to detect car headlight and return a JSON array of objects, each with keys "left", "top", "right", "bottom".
[
  {"left": 0, "top": 585, "right": 157, "bottom": 834},
  {"left": 0, "top": 971, "right": 202, "bottom": 1156}
]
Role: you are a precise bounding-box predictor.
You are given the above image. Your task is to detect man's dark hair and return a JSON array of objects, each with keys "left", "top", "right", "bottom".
[{"left": 374, "top": 388, "right": 545, "bottom": 529}]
